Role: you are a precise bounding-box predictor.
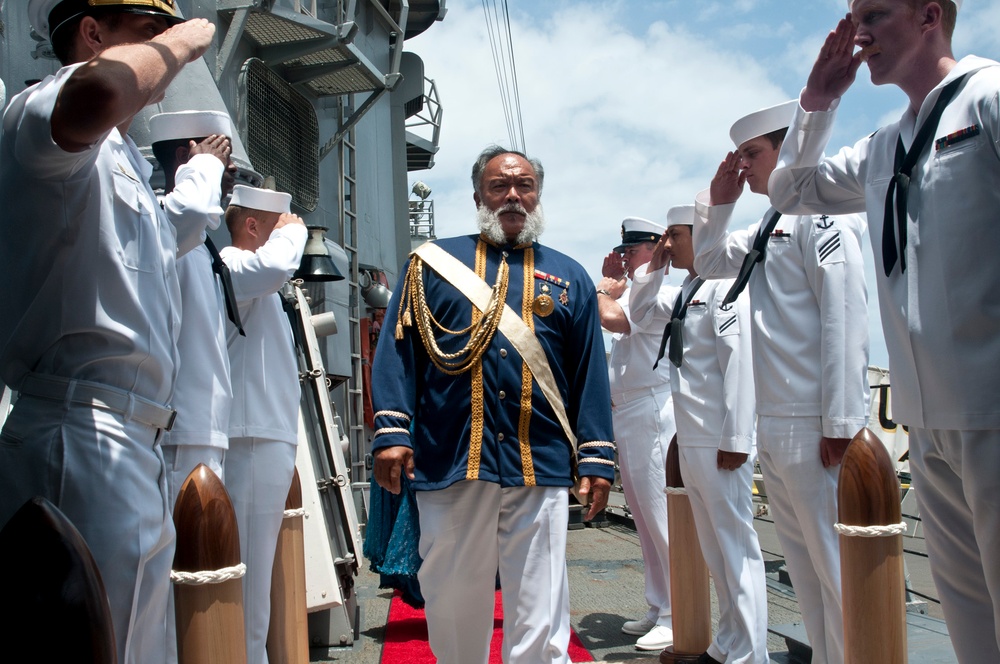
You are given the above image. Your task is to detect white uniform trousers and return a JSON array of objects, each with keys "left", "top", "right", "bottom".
[
  {"left": 680, "top": 447, "right": 768, "bottom": 664},
  {"left": 225, "top": 436, "right": 297, "bottom": 664},
  {"left": 908, "top": 427, "right": 1000, "bottom": 663},
  {"left": 163, "top": 444, "right": 226, "bottom": 664},
  {"left": 756, "top": 416, "right": 842, "bottom": 664},
  {"left": 416, "top": 480, "right": 571, "bottom": 664},
  {"left": 0, "top": 394, "right": 175, "bottom": 664},
  {"left": 613, "top": 387, "right": 674, "bottom": 624}
]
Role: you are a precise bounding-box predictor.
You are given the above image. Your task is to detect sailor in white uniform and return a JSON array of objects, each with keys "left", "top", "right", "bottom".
[
  {"left": 150, "top": 109, "right": 238, "bottom": 663},
  {"left": 221, "top": 185, "right": 307, "bottom": 664},
  {"left": 768, "top": 2, "right": 1000, "bottom": 660},
  {"left": 596, "top": 217, "right": 678, "bottom": 651},
  {"left": 149, "top": 109, "right": 237, "bottom": 504},
  {"left": 692, "top": 101, "right": 869, "bottom": 664},
  {"left": 0, "top": 3, "right": 214, "bottom": 662},
  {"left": 631, "top": 205, "right": 767, "bottom": 664}
]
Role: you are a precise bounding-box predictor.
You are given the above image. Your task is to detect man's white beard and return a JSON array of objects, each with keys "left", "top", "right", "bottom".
[{"left": 477, "top": 203, "right": 545, "bottom": 245}]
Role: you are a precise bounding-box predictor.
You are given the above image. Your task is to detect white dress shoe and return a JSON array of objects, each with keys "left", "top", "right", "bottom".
[
  {"left": 635, "top": 624, "right": 674, "bottom": 651},
  {"left": 621, "top": 616, "right": 656, "bottom": 636}
]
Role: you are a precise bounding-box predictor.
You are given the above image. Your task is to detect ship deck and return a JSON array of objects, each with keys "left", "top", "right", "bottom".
[{"left": 315, "top": 491, "right": 956, "bottom": 663}]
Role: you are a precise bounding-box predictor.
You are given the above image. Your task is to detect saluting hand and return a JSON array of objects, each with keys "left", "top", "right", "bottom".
[
  {"left": 648, "top": 232, "right": 671, "bottom": 272},
  {"left": 801, "top": 15, "right": 862, "bottom": 112},
  {"left": 274, "top": 212, "right": 305, "bottom": 230},
  {"left": 156, "top": 17, "right": 216, "bottom": 64},
  {"left": 188, "top": 134, "right": 231, "bottom": 165},
  {"left": 601, "top": 251, "right": 626, "bottom": 281},
  {"left": 709, "top": 151, "right": 746, "bottom": 206}
]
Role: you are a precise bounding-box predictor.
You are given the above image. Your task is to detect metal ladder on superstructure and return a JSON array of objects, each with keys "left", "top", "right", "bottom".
[{"left": 335, "top": 96, "right": 369, "bottom": 524}]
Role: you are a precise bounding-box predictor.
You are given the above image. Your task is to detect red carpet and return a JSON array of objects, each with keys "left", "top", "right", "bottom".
[{"left": 381, "top": 590, "right": 594, "bottom": 663}]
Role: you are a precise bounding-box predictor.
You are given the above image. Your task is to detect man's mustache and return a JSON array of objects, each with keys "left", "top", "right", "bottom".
[{"left": 498, "top": 203, "right": 527, "bottom": 215}]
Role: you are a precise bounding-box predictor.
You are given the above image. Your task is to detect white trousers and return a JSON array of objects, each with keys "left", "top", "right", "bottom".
[
  {"left": 416, "top": 480, "right": 571, "bottom": 664},
  {"left": 163, "top": 444, "right": 226, "bottom": 664},
  {"left": 225, "top": 436, "right": 297, "bottom": 664},
  {"left": 613, "top": 388, "right": 674, "bottom": 624},
  {"left": 908, "top": 427, "right": 1000, "bottom": 663},
  {"left": 0, "top": 395, "right": 175, "bottom": 664},
  {"left": 756, "top": 416, "right": 842, "bottom": 664},
  {"left": 680, "top": 446, "right": 768, "bottom": 664}
]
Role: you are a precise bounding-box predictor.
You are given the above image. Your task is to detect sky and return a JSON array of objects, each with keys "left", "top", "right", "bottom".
[{"left": 405, "top": 0, "right": 1000, "bottom": 367}]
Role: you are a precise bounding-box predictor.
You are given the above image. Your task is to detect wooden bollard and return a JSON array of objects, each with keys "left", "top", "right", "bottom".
[
  {"left": 173, "top": 463, "right": 247, "bottom": 664},
  {"left": 838, "top": 427, "right": 907, "bottom": 664},
  {"left": 266, "top": 468, "right": 309, "bottom": 664},
  {"left": 0, "top": 497, "right": 116, "bottom": 663},
  {"left": 660, "top": 436, "right": 711, "bottom": 664}
]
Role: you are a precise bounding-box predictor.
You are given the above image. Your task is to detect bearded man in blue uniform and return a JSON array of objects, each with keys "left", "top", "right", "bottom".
[{"left": 371, "top": 145, "right": 616, "bottom": 664}]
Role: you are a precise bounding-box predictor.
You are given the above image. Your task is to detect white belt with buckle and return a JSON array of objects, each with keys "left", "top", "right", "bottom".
[{"left": 19, "top": 373, "right": 177, "bottom": 431}]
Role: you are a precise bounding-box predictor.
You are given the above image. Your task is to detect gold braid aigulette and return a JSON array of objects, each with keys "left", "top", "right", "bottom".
[{"left": 395, "top": 248, "right": 510, "bottom": 375}]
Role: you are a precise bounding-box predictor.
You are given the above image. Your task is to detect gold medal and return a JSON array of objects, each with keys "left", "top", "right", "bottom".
[{"left": 533, "top": 294, "right": 555, "bottom": 317}]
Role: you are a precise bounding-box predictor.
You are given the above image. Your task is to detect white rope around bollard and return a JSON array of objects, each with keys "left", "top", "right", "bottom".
[
  {"left": 833, "top": 521, "right": 908, "bottom": 537},
  {"left": 171, "top": 562, "right": 247, "bottom": 585},
  {"left": 664, "top": 486, "right": 687, "bottom": 496},
  {"left": 282, "top": 508, "right": 307, "bottom": 519}
]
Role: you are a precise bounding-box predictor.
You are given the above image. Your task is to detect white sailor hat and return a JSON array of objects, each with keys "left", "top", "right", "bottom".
[
  {"left": 614, "top": 217, "right": 665, "bottom": 253},
  {"left": 666, "top": 204, "right": 695, "bottom": 228},
  {"left": 229, "top": 185, "right": 292, "bottom": 215},
  {"left": 149, "top": 110, "right": 233, "bottom": 145},
  {"left": 729, "top": 100, "right": 798, "bottom": 148},
  {"left": 30, "top": 0, "right": 184, "bottom": 42}
]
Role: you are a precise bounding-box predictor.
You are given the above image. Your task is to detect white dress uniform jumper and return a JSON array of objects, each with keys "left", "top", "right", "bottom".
[
  {"left": 222, "top": 187, "right": 307, "bottom": 664},
  {"left": 692, "top": 99, "right": 870, "bottom": 664},
  {"left": 0, "top": 63, "right": 184, "bottom": 664},
  {"left": 769, "top": 54, "right": 1000, "bottom": 663},
  {"left": 632, "top": 205, "right": 768, "bottom": 664}
]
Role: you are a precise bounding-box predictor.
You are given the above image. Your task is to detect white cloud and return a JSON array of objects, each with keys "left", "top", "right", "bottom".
[
  {"left": 404, "top": 0, "right": 1000, "bottom": 368},
  {"left": 408, "top": 2, "right": 788, "bottom": 274}
]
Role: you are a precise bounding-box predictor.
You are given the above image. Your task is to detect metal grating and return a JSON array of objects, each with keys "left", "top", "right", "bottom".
[
  {"left": 306, "top": 65, "right": 381, "bottom": 96},
  {"left": 241, "top": 58, "right": 320, "bottom": 211},
  {"left": 243, "top": 12, "right": 326, "bottom": 47},
  {"left": 287, "top": 49, "right": 351, "bottom": 67},
  {"left": 240, "top": 11, "right": 381, "bottom": 96},
  {"left": 284, "top": 47, "right": 382, "bottom": 96}
]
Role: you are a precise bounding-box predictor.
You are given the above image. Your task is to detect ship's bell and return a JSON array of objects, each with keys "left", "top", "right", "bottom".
[{"left": 294, "top": 226, "right": 344, "bottom": 282}]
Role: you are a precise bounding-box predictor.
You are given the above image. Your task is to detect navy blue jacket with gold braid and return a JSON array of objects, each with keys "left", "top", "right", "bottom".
[{"left": 371, "top": 234, "right": 616, "bottom": 491}]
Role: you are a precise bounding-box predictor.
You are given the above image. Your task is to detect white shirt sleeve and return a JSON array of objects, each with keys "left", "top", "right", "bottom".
[
  {"left": 222, "top": 223, "right": 308, "bottom": 303},
  {"left": 162, "top": 153, "right": 225, "bottom": 257},
  {"left": 800, "top": 214, "right": 871, "bottom": 438},
  {"left": 709, "top": 284, "right": 755, "bottom": 454},
  {"left": 692, "top": 190, "right": 755, "bottom": 280},
  {"left": 628, "top": 263, "right": 675, "bottom": 333},
  {"left": 13, "top": 64, "right": 107, "bottom": 181},
  {"left": 768, "top": 98, "right": 869, "bottom": 216}
]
